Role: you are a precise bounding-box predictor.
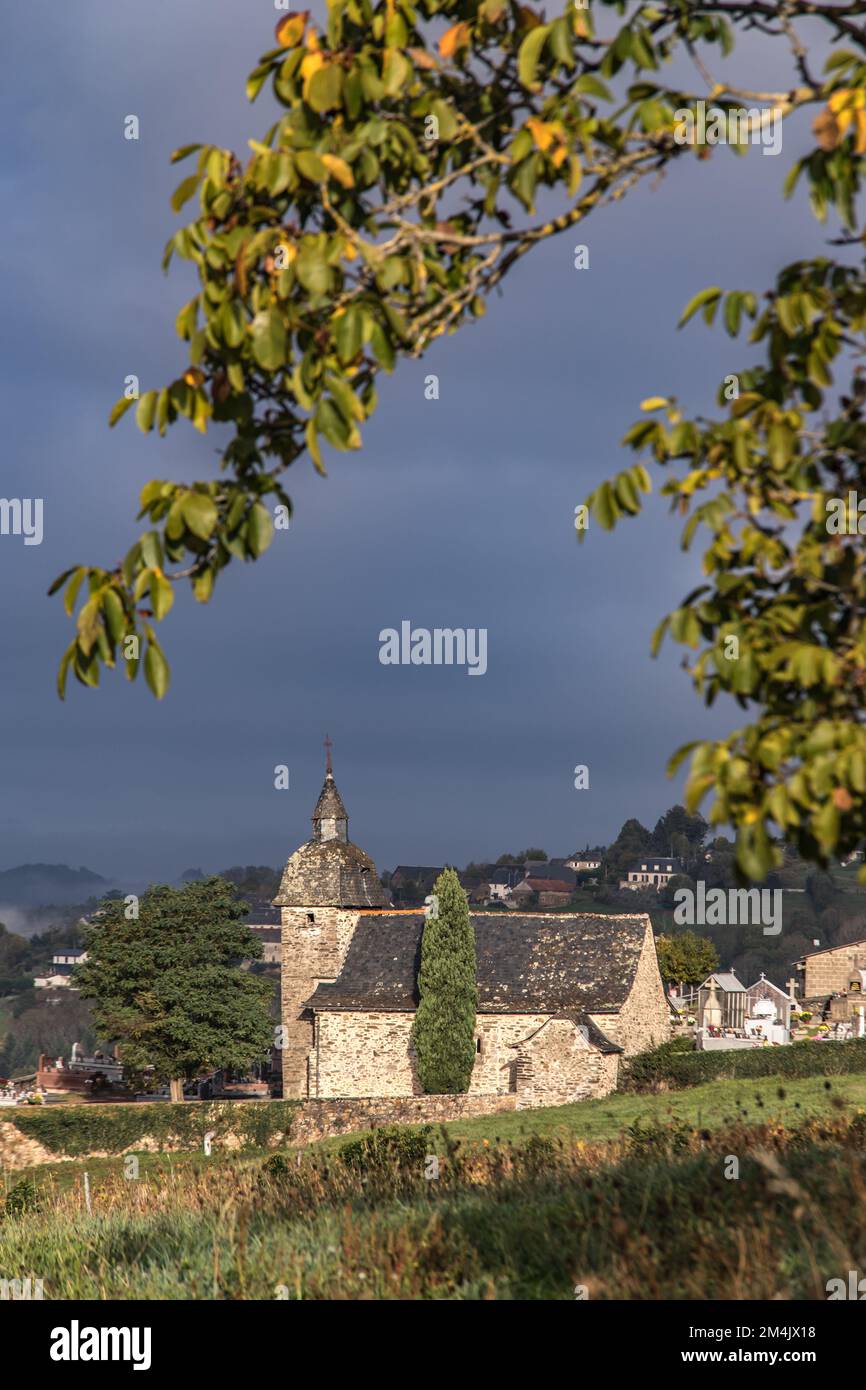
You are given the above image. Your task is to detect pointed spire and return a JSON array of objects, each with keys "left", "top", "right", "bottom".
[{"left": 312, "top": 738, "right": 348, "bottom": 842}]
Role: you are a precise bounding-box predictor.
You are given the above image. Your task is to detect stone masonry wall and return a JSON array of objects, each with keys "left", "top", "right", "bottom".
[
  {"left": 513, "top": 1019, "right": 620, "bottom": 1108},
  {"left": 280, "top": 907, "right": 359, "bottom": 1097},
  {"left": 312, "top": 1009, "right": 624, "bottom": 1104},
  {"left": 0, "top": 1098, "right": 518, "bottom": 1170},
  {"left": 312, "top": 1010, "right": 555, "bottom": 1098},
  {"left": 589, "top": 922, "right": 671, "bottom": 1056},
  {"left": 290, "top": 1094, "right": 518, "bottom": 1144},
  {"left": 804, "top": 943, "right": 866, "bottom": 999}
]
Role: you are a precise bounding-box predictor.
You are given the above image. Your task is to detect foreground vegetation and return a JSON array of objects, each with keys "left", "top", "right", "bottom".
[{"left": 3, "top": 1078, "right": 866, "bottom": 1299}]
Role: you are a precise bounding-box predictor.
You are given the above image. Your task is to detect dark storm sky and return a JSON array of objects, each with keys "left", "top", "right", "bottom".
[{"left": 0, "top": 3, "right": 838, "bottom": 885}]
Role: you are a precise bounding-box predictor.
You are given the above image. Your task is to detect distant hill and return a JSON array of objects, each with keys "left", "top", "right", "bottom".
[{"left": 0, "top": 863, "right": 108, "bottom": 906}]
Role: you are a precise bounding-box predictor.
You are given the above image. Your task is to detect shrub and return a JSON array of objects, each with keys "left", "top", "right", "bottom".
[
  {"left": 4, "top": 1178, "right": 41, "bottom": 1217},
  {"left": 339, "top": 1124, "right": 433, "bottom": 1177},
  {"left": 620, "top": 1037, "right": 866, "bottom": 1092},
  {"left": 625, "top": 1116, "right": 693, "bottom": 1158},
  {"left": 9, "top": 1099, "right": 299, "bottom": 1157}
]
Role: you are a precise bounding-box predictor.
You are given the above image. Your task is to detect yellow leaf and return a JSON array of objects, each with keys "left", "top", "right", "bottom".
[
  {"left": 321, "top": 153, "right": 355, "bottom": 188},
  {"left": 343, "top": 241, "right": 358, "bottom": 261},
  {"left": 855, "top": 109, "right": 866, "bottom": 154},
  {"left": 551, "top": 145, "right": 568, "bottom": 169},
  {"left": 275, "top": 11, "right": 308, "bottom": 49},
  {"left": 183, "top": 368, "right": 205, "bottom": 388},
  {"left": 526, "top": 117, "right": 555, "bottom": 151},
  {"left": 640, "top": 396, "right": 668, "bottom": 411},
  {"left": 301, "top": 51, "right": 325, "bottom": 100},
  {"left": 407, "top": 47, "right": 438, "bottom": 70},
  {"left": 829, "top": 88, "right": 865, "bottom": 113},
  {"left": 439, "top": 21, "right": 470, "bottom": 59}
]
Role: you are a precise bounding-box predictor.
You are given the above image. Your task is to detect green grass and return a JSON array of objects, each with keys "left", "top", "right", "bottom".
[
  {"left": 3, "top": 1101, "right": 866, "bottom": 1299},
  {"left": 309, "top": 1071, "right": 866, "bottom": 1156},
  {"left": 8, "top": 1071, "right": 865, "bottom": 1184}
]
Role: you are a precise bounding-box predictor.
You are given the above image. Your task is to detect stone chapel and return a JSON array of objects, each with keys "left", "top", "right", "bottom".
[{"left": 275, "top": 754, "right": 671, "bottom": 1106}]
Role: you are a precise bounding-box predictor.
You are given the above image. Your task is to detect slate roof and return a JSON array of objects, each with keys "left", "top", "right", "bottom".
[
  {"left": 273, "top": 766, "right": 391, "bottom": 908},
  {"left": 515, "top": 1012, "right": 623, "bottom": 1054},
  {"left": 390, "top": 865, "right": 445, "bottom": 884},
  {"left": 523, "top": 862, "right": 578, "bottom": 883},
  {"left": 273, "top": 839, "right": 391, "bottom": 907},
  {"left": 312, "top": 772, "right": 348, "bottom": 825},
  {"left": 306, "top": 911, "right": 651, "bottom": 1014}
]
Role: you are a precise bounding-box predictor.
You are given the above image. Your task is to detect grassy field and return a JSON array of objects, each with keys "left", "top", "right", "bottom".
[
  {"left": 2, "top": 1071, "right": 866, "bottom": 1299},
  {"left": 313, "top": 1071, "right": 866, "bottom": 1152}
]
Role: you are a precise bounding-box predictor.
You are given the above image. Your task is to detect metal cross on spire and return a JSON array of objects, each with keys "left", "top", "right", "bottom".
[{"left": 324, "top": 733, "right": 333, "bottom": 774}]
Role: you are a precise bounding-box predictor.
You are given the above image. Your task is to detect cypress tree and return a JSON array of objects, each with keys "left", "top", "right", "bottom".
[{"left": 411, "top": 868, "right": 477, "bottom": 1094}]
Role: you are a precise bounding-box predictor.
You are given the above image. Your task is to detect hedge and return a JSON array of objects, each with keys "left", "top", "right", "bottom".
[
  {"left": 620, "top": 1037, "right": 866, "bottom": 1093},
  {"left": 7, "top": 1100, "right": 300, "bottom": 1157}
]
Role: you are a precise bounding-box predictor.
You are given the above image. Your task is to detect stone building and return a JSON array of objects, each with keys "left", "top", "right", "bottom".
[
  {"left": 796, "top": 938, "right": 866, "bottom": 1002},
  {"left": 276, "top": 759, "right": 670, "bottom": 1105}
]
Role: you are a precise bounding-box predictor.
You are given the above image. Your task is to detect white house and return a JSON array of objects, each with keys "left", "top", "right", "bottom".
[
  {"left": 34, "top": 949, "right": 87, "bottom": 990},
  {"left": 620, "top": 857, "right": 680, "bottom": 891}
]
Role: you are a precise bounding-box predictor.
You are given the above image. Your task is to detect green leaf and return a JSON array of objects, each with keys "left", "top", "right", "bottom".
[
  {"left": 295, "top": 150, "right": 326, "bottom": 182},
  {"left": 220, "top": 300, "right": 245, "bottom": 348},
  {"left": 140, "top": 532, "right": 163, "bottom": 569},
  {"left": 307, "top": 63, "right": 344, "bottom": 113},
  {"left": 102, "top": 589, "right": 126, "bottom": 643},
  {"left": 144, "top": 639, "right": 170, "bottom": 700},
  {"left": 109, "top": 396, "right": 135, "bottom": 428},
  {"left": 679, "top": 287, "right": 722, "bottom": 329},
  {"left": 517, "top": 24, "right": 550, "bottom": 90},
  {"left": 135, "top": 391, "right": 158, "bottom": 433},
  {"left": 192, "top": 567, "right": 214, "bottom": 603},
  {"left": 369, "top": 320, "right": 395, "bottom": 371},
  {"left": 181, "top": 492, "right": 219, "bottom": 540},
  {"left": 430, "top": 99, "right": 459, "bottom": 142},
  {"left": 591, "top": 481, "right": 618, "bottom": 530},
  {"left": 306, "top": 417, "right": 326, "bottom": 475},
  {"left": 572, "top": 74, "right": 613, "bottom": 101},
  {"left": 175, "top": 298, "right": 199, "bottom": 341},
  {"left": 335, "top": 304, "right": 364, "bottom": 365},
  {"left": 250, "top": 309, "right": 287, "bottom": 370},
  {"left": 148, "top": 570, "right": 174, "bottom": 621},
  {"left": 170, "top": 143, "right": 203, "bottom": 164},
  {"left": 247, "top": 502, "right": 274, "bottom": 558},
  {"left": 57, "top": 642, "right": 75, "bottom": 701},
  {"left": 170, "top": 174, "right": 200, "bottom": 213},
  {"left": 295, "top": 249, "right": 332, "bottom": 296},
  {"left": 326, "top": 371, "right": 365, "bottom": 423}
]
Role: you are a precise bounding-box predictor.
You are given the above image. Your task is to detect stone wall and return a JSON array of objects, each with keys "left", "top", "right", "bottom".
[
  {"left": 280, "top": 906, "right": 360, "bottom": 1097},
  {"left": 311, "top": 1008, "right": 626, "bottom": 1104},
  {"left": 0, "top": 1096, "right": 518, "bottom": 1170},
  {"left": 312, "top": 1010, "right": 558, "bottom": 1099},
  {"left": 290, "top": 1094, "right": 518, "bottom": 1145},
  {"left": 513, "top": 1018, "right": 620, "bottom": 1108},
  {"left": 313, "top": 1010, "right": 418, "bottom": 1097},
  {"left": 589, "top": 922, "right": 671, "bottom": 1056},
  {"left": 0, "top": 1120, "right": 58, "bottom": 1170},
  {"left": 803, "top": 942, "right": 866, "bottom": 999}
]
